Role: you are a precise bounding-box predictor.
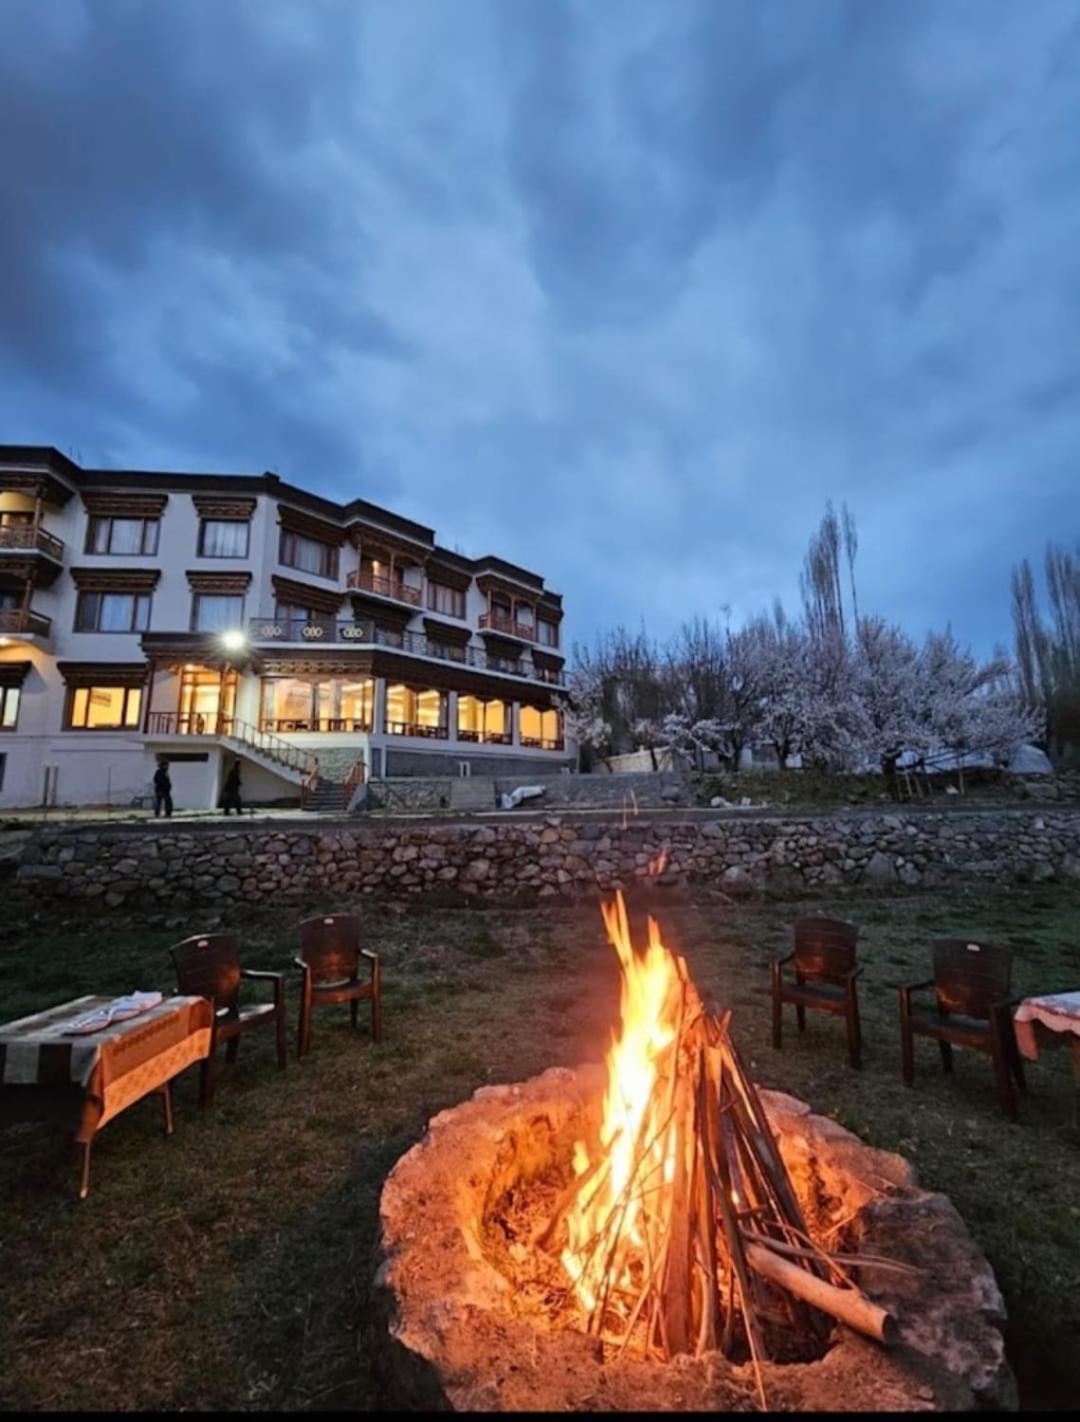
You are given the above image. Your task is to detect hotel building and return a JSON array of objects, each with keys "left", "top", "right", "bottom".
[{"left": 0, "top": 446, "right": 570, "bottom": 811}]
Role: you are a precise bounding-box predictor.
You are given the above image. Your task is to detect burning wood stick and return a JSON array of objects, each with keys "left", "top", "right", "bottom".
[{"left": 744, "top": 1243, "right": 898, "bottom": 1345}]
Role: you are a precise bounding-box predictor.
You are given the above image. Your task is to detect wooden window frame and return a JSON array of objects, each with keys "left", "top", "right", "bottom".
[
  {"left": 64, "top": 684, "right": 143, "bottom": 732},
  {"left": 427, "top": 580, "right": 466, "bottom": 619},
  {"left": 198, "top": 518, "right": 251, "bottom": 559},
  {"left": 74, "top": 589, "right": 152, "bottom": 633},
  {"left": 190, "top": 592, "right": 247, "bottom": 633},
  {"left": 279, "top": 528, "right": 339, "bottom": 581},
  {"left": 85, "top": 515, "right": 160, "bottom": 556},
  {"left": 0, "top": 685, "right": 20, "bottom": 732}
]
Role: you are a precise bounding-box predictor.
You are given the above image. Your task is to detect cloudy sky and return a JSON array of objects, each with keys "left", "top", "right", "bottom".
[{"left": 2, "top": 0, "right": 1078, "bottom": 656}]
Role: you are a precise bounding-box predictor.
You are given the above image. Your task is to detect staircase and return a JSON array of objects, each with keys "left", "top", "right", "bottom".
[{"left": 300, "top": 775, "right": 350, "bottom": 812}]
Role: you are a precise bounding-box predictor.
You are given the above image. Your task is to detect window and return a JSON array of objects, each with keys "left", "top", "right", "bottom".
[
  {"left": 199, "top": 519, "right": 250, "bottom": 558},
  {"left": 428, "top": 581, "right": 465, "bottom": 619},
  {"left": 75, "top": 590, "right": 151, "bottom": 632},
  {"left": 385, "top": 684, "right": 447, "bottom": 737},
  {"left": 191, "top": 593, "right": 245, "bottom": 632},
  {"left": 280, "top": 529, "right": 338, "bottom": 579},
  {"left": 457, "top": 695, "right": 510, "bottom": 744},
  {"left": 520, "top": 705, "right": 563, "bottom": 748},
  {"left": 87, "top": 516, "right": 159, "bottom": 556},
  {"left": 66, "top": 685, "right": 142, "bottom": 730},
  {"left": 0, "top": 686, "right": 19, "bottom": 730},
  {"left": 538, "top": 619, "right": 559, "bottom": 648},
  {"left": 260, "top": 676, "right": 374, "bottom": 732},
  {"left": 0, "top": 511, "right": 32, "bottom": 529}
]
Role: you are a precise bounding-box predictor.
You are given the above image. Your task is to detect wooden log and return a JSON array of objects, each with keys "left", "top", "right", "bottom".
[{"left": 744, "top": 1243, "right": 898, "bottom": 1345}]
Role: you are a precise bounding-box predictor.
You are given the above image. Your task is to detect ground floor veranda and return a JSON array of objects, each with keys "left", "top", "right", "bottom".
[{"left": 141, "top": 662, "right": 565, "bottom": 753}]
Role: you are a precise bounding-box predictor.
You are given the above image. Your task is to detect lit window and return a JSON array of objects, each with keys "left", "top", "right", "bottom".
[
  {"left": 385, "top": 684, "right": 447, "bottom": 736},
  {"left": 67, "top": 685, "right": 142, "bottom": 730},
  {"left": 0, "top": 685, "right": 19, "bottom": 730}
]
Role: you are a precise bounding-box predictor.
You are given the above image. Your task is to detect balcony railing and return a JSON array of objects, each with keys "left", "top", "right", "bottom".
[
  {"left": 479, "top": 611, "right": 537, "bottom": 642},
  {"left": 143, "top": 713, "right": 316, "bottom": 776},
  {"left": 145, "top": 711, "right": 235, "bottom": 737},
  {"left": 247, "top": 619, "right": 566, "bottom": 686},
  {"left": 0, "top": 525, "right": 65, "bottom": 560},
  {"left": 457, "top": 730, "right": 513, "bottom": 745},
  {"left": 520, "top": 736, "right": 566, "bottom": 752},
  {"left": 0, "top": 608, "right": 52, "bottom": 637},
  {"left": 346, "top": 568, "right": 423, "bottom": 606},
  {"left": 261, "top": 717, "right": 372, "bottom": 734},
  {"left": 385, "top": 721, "right": 449, "bottom": 739}
]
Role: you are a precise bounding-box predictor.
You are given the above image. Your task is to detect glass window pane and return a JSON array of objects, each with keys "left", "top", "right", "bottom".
[
  {"left": 89, "top": 518, "right": 109, "bottom": 553},
  {"left": 202, "top": 520, "right": 248, "bottom": 557},
  {"left": 142, "top": 520, "right": 159, "bottom": 554},
  {"left": 85, "top": 687, "right": 126, "bottom": 728},
  {"left": 125, "top": 688, "right": 142, "bottom": 727},
  {"left": 416, "top": 690, "right": 443, "bottom": 727},
  {"left": 1, "top": 687, "right": 18, "bottom": 728},
  {"left": 71, "top": 688, "right": 89, "bottom": 726},
  {"left": 76, "top": 592, "right": 99, "bottom": 630},
  {"left": 194, "top": 595, "right": 243, "bottom": 631},
  {"left": 100, "top": 593, "right": 134, "bottom": 631},
  {"left": 520, "top": 706, "right": 542, "bottom": 741},
  {"left": 109, "top": 520, "right": 143, "bottom": 554}
]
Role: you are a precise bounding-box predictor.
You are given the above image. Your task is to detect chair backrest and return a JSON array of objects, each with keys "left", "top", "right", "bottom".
[
  {"left": 298, "top": 914, "right": 360, "bottom": 981},
  {"left": 793, "top": 917, "right": 859, "bottom": 981},
  {"left": 170, "top": 933, "right": 241, "bottom": 1013},
  {"left": 931, "top": 938, "right": 1013, "bottom": 1018}
]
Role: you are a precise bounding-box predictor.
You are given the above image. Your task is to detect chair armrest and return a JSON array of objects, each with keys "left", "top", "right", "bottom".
[
  {"left": 896, "top": 978, "right": 935, "bottom": 1001},
  {"left": 292, "top": 956, "right": 311, "bottom": 976},
  {"left": 241, "top": 968, "right": 286, "bottom": 1003},
  {"left": 845, "top": 966, "right": 864, "bottom": 980},
  {"left": 360, "top": 949, "right": 380, "bottom": 967}
]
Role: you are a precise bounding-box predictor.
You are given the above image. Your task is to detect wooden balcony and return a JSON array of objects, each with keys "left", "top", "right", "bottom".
[
  {"left": 0, "top": 523, "right": 64, "bottom": 560},
  {"left": 346, "top": 568, "right": 423, "bottom": 606},
  {"left": 479, "top": 611, "right": 537, "bottom": 642},
  {"left": 0, "top": 608, "right": 52, "bottom": 640}
]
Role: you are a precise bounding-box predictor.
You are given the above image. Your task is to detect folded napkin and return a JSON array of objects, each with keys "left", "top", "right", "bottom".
[{"left": 65, "top": 991, "right": 164, "bottom": 1036}]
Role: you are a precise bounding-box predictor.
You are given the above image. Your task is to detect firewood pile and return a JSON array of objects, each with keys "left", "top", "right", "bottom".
[{"left": 543, "top": 894, "right": 908, "bottom": 1406}]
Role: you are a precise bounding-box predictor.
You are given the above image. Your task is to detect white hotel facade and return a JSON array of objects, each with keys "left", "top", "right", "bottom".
[{"left": 0, "top": 446, "right": 571, "bottom": 811}]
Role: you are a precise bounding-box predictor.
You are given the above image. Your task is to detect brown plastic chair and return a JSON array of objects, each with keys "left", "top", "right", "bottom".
[
  {"left": 169, "top": 933, "right": 287, "bottom": 1106},
  {"left": 294, "top": 914, "right": 381, "bottom": 1060},
  {"left": 898, "top": 938, "right": 1026, "bottom": 1119},
  {"left": 772, "top": 917, "right": 863, "bottom": 1068}
]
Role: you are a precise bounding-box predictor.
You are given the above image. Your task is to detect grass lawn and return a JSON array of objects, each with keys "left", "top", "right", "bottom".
[{"left": 1, "top": 881, "right": 1078, "bottom": 1411}]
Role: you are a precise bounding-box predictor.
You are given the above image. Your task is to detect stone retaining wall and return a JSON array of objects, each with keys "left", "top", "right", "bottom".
[{"left": 11, "top": 808, "right": 1080, "bottom": 910}]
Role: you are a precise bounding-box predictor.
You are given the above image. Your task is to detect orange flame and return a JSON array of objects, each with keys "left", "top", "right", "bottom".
[{"left": 561, "top": 891, "right": 686, "bottom": 1316}]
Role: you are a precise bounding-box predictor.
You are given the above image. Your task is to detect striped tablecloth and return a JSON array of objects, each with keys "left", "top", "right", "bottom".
[
  {"left": 1014, "top": 992, "right": 1080, "bottom": 1061},
  {"left": 0, "top": 994, "right": 213, "bottom": 1142}
]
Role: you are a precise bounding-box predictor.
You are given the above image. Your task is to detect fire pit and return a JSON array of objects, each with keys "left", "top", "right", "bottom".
[{"left": 375, "top": 898, "right": 1016, "bottom": 1412}]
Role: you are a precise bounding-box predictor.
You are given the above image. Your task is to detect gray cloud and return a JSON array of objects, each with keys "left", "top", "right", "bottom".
[{"left": 2, "top": 0, "right": 1079, "bottom": 656}]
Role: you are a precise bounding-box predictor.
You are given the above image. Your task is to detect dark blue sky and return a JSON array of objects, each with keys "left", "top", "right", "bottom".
[{"left": 2, "top": 0, "right": 1078, "bottom": 654}]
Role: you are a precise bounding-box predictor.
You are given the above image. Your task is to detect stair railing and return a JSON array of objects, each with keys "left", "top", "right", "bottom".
[
  {"left": 220, "top": 718, "right": 319, "bottom": 779},
  {"left": 341, "top": 758, "right": 366, "bottom": 811},
  {"left": 300, "top": 758, "right": 321, "bottom": 809}
]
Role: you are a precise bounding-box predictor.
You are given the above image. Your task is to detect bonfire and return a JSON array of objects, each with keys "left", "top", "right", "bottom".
[{"left": 543, "top": 892, "right": 901, "bottom": 1403}]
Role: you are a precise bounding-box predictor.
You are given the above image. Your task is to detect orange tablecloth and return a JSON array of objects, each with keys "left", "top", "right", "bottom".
[
  {"left": 0, "top": 994, "right": 212, "bottom": 1141},
  {"left": 1014, "top": 992, "right": 1080, "bottom": 1061}
]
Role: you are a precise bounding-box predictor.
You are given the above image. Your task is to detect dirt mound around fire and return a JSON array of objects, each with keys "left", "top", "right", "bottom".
[{"left": 374, "top": 1065, "right": 1016, "bottom": 1412}]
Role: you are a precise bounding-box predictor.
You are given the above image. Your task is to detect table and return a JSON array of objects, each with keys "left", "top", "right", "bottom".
[
  {"left": 1014, "top": 991, "right": 1080, "bottom": 1130},
  {"left": 0, "top": 994, "right": 213, "bottom": 1197}
]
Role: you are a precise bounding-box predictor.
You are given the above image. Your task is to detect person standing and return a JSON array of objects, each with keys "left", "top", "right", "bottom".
[
  {"left": 153, "top": 759, "right": 173, "bottom": 818},
  {"left": 221, "top": 759, "right": 243, "bottom": 816}
]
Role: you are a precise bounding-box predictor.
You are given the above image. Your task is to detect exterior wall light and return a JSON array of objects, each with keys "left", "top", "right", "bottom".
[{"left": 221, "top": 629, "right": 247, "bottom": 653}]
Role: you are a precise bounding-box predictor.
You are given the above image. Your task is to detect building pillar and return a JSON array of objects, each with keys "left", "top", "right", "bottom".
[
  {"left": 373, "top": 676, "right": 387, "bottom": 737},
  {"left": 447, "top": 690, "right": 459, "bottom": 742},
  {"left": 511, "top": 700, "right": 521, "bottom": 747}
]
